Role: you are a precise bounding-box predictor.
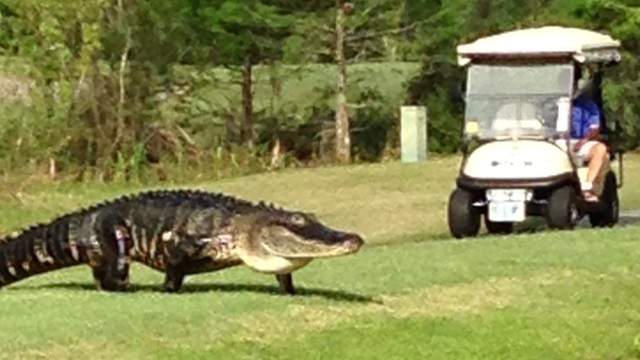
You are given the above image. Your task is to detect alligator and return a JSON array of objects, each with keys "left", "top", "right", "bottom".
[{"left": 0, "top": 190, "right": 364, "bottom": 294}]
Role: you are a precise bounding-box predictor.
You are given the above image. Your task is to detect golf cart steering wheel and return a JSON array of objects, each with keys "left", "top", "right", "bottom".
[{"left": 536, "top": 97, "right": 558, "bottom": 128}]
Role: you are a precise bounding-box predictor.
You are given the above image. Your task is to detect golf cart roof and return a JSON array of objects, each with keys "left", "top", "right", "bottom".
[{"left": 457, "top": 26, "right": 621, "bottom": 66}]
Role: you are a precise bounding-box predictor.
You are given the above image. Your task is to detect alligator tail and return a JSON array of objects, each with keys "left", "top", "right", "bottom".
[{"left": 0, "top": 217, "right": 87, "bottom": 289}]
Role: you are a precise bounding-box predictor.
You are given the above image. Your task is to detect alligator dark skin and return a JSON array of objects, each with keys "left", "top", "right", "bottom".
[{"left": 0, "top": 190, "right": 364, "bottom": 294}]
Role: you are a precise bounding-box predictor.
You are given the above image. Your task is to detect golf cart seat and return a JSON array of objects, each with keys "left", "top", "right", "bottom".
[{"left": 493, "top": 102, "right": 543, "bottom": 132}]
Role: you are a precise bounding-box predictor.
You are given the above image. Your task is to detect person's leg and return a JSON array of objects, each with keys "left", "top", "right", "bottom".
[
  {"left": 586, "top": 142, "right": 608, "bottom": 183},
  {"left": 580, "top": 141, "right": 608, "bottom": 202}
]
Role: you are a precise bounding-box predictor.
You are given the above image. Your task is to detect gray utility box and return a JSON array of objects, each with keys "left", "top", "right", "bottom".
[{"left": 400, "top": 106, "right": 427, "bottom": 163}]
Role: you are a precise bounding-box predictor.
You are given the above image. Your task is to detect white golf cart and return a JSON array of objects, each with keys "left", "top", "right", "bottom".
[{"left": 448, "top": 27, "right": 624, "bottom": 238}]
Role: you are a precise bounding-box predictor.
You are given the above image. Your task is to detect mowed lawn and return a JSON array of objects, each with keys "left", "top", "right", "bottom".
[{"left": 1, "top": 154, "right": 640, "bottom": 359}]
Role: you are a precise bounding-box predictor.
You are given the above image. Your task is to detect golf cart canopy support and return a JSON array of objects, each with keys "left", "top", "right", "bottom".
[{"left": 457, "top": 26, "right": 621, "bottom": 66}]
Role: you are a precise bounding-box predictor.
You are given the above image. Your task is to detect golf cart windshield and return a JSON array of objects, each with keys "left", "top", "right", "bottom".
[{"left": 464, "top": 64, "right": 574, "bottom": 139}]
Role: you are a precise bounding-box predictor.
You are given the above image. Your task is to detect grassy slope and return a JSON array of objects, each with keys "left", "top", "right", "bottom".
[
  {"left": 2, "top": 153, "right": 640, "bottom": 244},
  {"left": 1, "top": 153, "right": 640, "bottom": 359}
]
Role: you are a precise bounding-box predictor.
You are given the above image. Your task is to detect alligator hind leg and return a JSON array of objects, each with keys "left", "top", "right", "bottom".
[
  {"left": 89, "top": 226, "right": 132, "bottom": 292},
  {"left": 92, "top": 261, "right": 130, "bottom": 292},
  {"left": 276, "top": 273, "right": 295, "bottom": 295}
]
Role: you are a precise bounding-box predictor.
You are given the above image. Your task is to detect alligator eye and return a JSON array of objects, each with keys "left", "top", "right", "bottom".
[{"left": 290, "top": 214, "right": 307, "bottom": 226}]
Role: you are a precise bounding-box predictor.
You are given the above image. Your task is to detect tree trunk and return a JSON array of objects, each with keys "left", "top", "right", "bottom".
[
  {"left": 49, "top": 157, "right": 57, "bottom": 180},
  {"left": 476, "top": 0, "right": 491, "bottom": 18},
  {"left": 335, "top": 0, "right": 351, "bottom": 164},
  {"left": 113, "top": 28, "right": 131, "bottom": 155},
  {"left": 270, "top": 136, "right": 283, "bottom": 169},
  {"left": 241, "top": 57, "right": 255, "bottom": 148}
]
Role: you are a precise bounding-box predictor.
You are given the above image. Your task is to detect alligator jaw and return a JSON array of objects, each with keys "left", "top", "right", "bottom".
[
  {"left": 257, "top": 226, "right": 364, "bottom": 260},
  {"left": 259, "top": 241, "right": 361, "bottom": 259}
]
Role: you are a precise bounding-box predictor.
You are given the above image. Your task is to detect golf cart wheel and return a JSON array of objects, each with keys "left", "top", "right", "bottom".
[
  {"left": 546, "top": 185, "right": 579, "bottom": 230},
  {"left": 448, "top": 188, "right": 481, "bottom": 239},
  {"left": 589, "top": 172, "right": 619, "bottom": 228},
  {"left": 484, "top": 217, "right": 514, "bottom": 234}
]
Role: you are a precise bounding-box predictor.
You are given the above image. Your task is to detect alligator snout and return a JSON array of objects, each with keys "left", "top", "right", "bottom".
[{"left": 342, "top": 234, "right": 364, "bottom": 252}]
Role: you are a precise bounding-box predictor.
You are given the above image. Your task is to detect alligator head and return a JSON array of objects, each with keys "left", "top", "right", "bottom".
[
  {"left": 203, "top": 207, "right": 363, "bottom": 294},
  {"left": 227, "top": 210, "right": 363, "bottom": 274}
]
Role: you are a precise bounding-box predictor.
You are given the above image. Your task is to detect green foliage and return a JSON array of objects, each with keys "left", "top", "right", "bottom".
[
  {"left": 351, "top": 88, "right": 395, "bottom": 161},
  {"left": 407, "top": 57, "right": 464, "bottom": 153},
  {"left": 113, "top": 143, "right": 147, "bottom": 183},
  {"left": 579, "top": 0, "right": 640, "bottom": 149},
  {"left": 201, "top": 1, "right": 292, "bottom": 64},
  {"left": 405, "top": 0, "right": 640, "bottom": 153},
  {"left": 159, "top": 62, "right": 419, "bottom": 162},
  {"left": 0, "top": 0, "right": 639, "bottom": 174}
]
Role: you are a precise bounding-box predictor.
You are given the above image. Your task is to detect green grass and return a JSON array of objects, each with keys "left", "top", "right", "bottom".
[{"left": 1, "top": 153, "right": 640, "bottom": 359}]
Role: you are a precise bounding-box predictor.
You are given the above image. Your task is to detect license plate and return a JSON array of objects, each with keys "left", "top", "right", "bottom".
[
  {"left": 486, "top": 189, "right": 528, "bottom": 202},
  {"left": 488, "top": 201, "right": 525, "bottom": 222}
]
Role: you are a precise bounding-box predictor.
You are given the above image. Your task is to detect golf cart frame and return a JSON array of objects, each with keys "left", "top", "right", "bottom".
[{"left": 448, "top": 27, "right": 623, "bottom": 238}]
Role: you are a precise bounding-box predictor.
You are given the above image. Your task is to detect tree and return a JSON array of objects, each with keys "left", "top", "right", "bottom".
[
  {"left": 335, "top": 1, "right": 352, "bottom": 163},
  {"left": 286, "top": 0, "right": 411, "bottom": 163},
  {"left": 0, "top": 0, "right": 111, "bottom": 171},
  {"left": 199, "top": 1, "right": 293, "bottom": 148},
  {"left": 578, "top": 0, "right": 640, "bottom": 149},
  {"left": 0, "top": 0, "right": 206, "bottom": 174},
  {"left": 334, "top": 0, "right": 418, "bottom": 163}
]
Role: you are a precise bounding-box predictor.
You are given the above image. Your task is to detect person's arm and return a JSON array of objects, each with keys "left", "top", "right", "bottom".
[
  {"left": 584, "top": 127, "right": 601, "bottom": 141},
  {"left": 573, "top": 128, "right": 600, "bottom": 151}
]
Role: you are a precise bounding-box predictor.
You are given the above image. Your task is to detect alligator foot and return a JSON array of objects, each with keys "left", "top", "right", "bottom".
[
  {"left": 101, "top": 278, "right": 130, "bottom": 292},
  {"left": 95, "top": 272, "right": 130, "bottom": 292},
  {"left": 92, "top": 265, "right": 130, "bottom": 292},
  {"left": 163, "top": 267, "right": 185, "bottom": 293},
  {"left": 276, "top": 273, "right": 295, "bottom": 295}
]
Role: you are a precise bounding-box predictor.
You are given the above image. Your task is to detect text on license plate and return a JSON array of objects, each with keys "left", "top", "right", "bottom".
[{"left": 488, "top": 201, "right": 525, "bottom": 222}]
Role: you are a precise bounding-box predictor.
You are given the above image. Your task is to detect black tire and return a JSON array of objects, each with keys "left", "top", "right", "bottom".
[
  {"left": 589, "top": 172, "right": 619, "bottom": 228},
  {"left": 546, "top": 185, "right": 579, "bottom": 230},
  {"left": 485, "top": 217, "right": 514, "bottom": 234},
  {"left": 448, "top": 188, "right": 481, "bottom": 239}
]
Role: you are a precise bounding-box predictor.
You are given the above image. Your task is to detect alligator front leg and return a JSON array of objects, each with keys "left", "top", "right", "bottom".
[
  {"left": 161, "top": 239, "right": 196, "bottom": 293},
  {"left": 276, "top": 273, "right": 295, "bottom": 295},
  {"left": 163, "top": 265, "right": 185, "bottom": 293}
]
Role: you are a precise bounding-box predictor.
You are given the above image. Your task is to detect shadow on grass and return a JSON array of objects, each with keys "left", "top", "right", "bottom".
[
  {"left": 10, "top": 282, "right": 379, "bottom": 304},
  {"left": 618, "top": 213, "right": 640, "bottom": 227}
]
